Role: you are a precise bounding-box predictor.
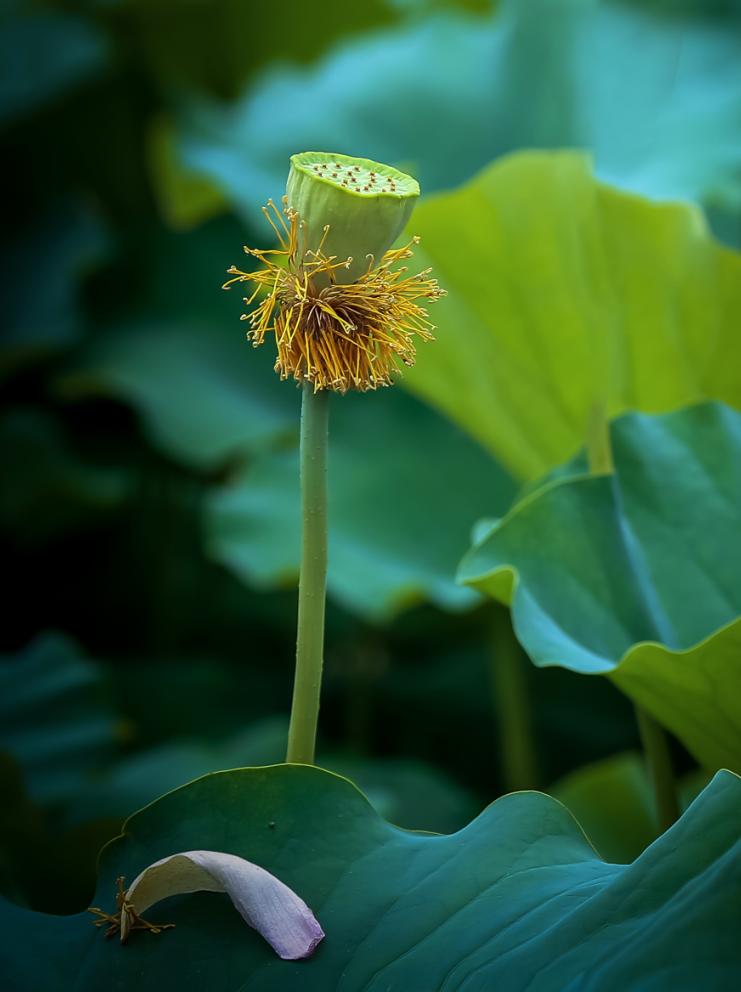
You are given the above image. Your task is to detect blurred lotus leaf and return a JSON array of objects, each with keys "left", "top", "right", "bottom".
[
  {"left": 163, "top": 0, "right": 741, "bottom": 235},
  {"left": 405, "top": 151, "right": 741, "bottom": 480},
  {"left": 206, "top": 388, "right": 516, "bottom": 620},
  {"left": 0, "top": 408, "right": 131, "bottom": 544},
  {"left": 0, "top": 633, "right": 118, "bottom": 806},
  {"left": 0, "top": 7, "right": 109, "bottom": 127},
  {"left": 1, "top": 200, "right": 108, "bottom": 377},
  {"left": 119, "top": 0, "right": 424, "bottom": 99},
  {"left": 56, "top": 211, "right": 303, "bottom": 471},
  {"left": 147, "top": 117, "right": 229, "bottom": 231},
  {"left": 70, "top": 718, "right": 290, "bottom": 828},
  {"left": 71, "top": 714, "right": 477, "bottom": 834},
  {"left": 60, "top": 320, "right": 299, "bottom": 472},
  {"left": 460, "top": 402, "right": 741, "bottom": 772},
  {"left": 551, "top": 752, "right": 709, "bottom": 864}
]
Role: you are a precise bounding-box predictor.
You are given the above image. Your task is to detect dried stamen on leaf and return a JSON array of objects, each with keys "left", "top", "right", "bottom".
[{"left": 88, "top": 876, "right": 175, "bottom": 940}]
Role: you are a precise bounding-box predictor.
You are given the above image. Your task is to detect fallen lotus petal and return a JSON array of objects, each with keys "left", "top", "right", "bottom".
[{"left": 119, "top": 850, "right": 324, "bottom": 959}]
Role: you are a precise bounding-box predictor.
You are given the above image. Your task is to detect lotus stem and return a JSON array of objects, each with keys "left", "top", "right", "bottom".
[
  {"left": 490, "top": 609, "right": 538, "bottom": 791},
  {"left": 636, "top": 706, "right": 680, "bottom": 832},
  {"left": 586, "top": 400, "right": 614, "bottom": 475},
  {"left": 286, "top": 383, "right": 330, "bottom": 764}
]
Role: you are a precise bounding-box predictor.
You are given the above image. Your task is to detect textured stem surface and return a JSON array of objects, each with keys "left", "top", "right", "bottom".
[{"left": 286, "top": 385, "right": 330, "bottom": 764}]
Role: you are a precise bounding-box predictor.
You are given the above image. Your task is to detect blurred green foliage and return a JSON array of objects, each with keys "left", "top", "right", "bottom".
[
  {"left": 1, "top": 0, "right": 740, "bottom": 930},
  {"left": 164, "top": 0, "right": 741, "bottom": 240},
  {"left": 205, "top": 388, "right": 515, "bottom": 619}
]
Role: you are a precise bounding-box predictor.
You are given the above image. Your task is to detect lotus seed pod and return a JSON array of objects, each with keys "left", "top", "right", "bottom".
[{"left": 286, "top": 151, "right": 419, "bottom": 283}]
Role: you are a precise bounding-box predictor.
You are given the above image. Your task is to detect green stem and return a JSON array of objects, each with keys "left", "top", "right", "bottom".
[
  {"left": 636, "top": 706, "right": 680, "bottom": 832},
  {"left": 586, "top": 400, "right": 614, "bottom": 475},
  {"left": 490, "top": 610, "right": 538, "bottom": 792},
  {"left": 586, "top": 401, "right": 679, "bottom": 833},
  {"left": 286, "top": 384, "right": 330, "bottom": 764}
]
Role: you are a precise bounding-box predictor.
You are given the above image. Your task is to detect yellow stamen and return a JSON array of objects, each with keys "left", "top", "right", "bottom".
[{"left": 223, "top": 199, "right": 444, "bottom": 393}]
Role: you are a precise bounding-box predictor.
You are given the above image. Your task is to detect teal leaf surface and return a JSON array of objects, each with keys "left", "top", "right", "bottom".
[
  {"left": 460, "top": 402, "right": 741, "bottom": 771},
  {"left": 2, "top": 764, "right": 739, "bottom": 990}
]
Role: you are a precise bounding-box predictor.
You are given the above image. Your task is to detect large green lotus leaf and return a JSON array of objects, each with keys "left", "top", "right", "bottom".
[
  {"left": 206, "top": 388, "right": 516, "bottom": 620},
  {"left": 459, "top": 402, "right": 741, "bottom": 772},
  {"left": 0, "top": 634, "right": 118, "bottom": 806},
  {"left": 405, "top": 151, "right": 741, "bottom": 480},
  {"left": 2, "top": 765, "right": 740, "bottom": 990},
  {"left": 171, "top": 0, "right": 741, "bottom": 237}
]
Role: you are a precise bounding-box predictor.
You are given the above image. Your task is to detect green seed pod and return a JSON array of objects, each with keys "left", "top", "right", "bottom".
[{"left": 286, "top": 151, "right": 419, "bottom": 283}]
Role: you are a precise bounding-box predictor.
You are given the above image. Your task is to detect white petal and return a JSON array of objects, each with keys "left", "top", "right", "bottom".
[{"left": 123, "top": 850, "right": 324, "bottom": 960}]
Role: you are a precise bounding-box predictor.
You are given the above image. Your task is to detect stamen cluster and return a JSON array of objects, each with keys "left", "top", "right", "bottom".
[{"left": 223, "top": 199, "right": 444, "bottom": 393}]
